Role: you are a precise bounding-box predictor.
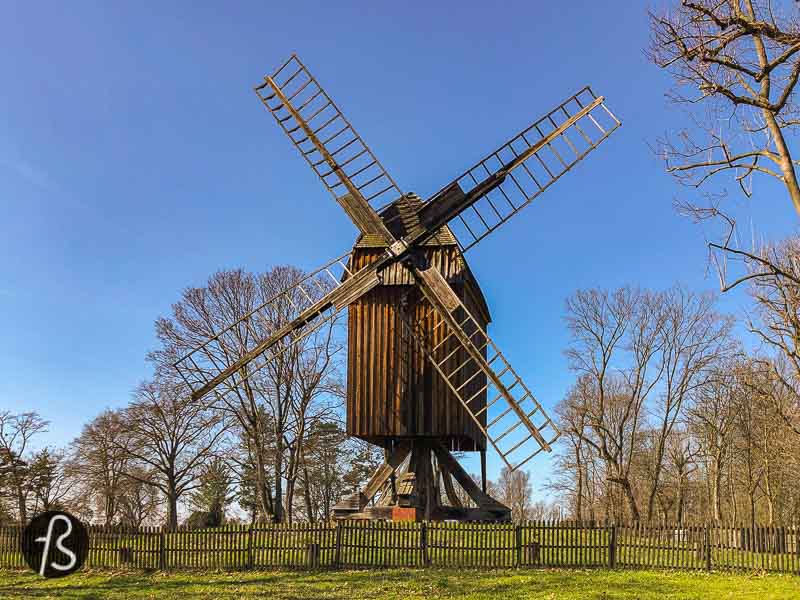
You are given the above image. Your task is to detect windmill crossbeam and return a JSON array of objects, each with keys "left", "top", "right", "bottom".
[
  {"left": 410, "top": 264, "right": 560, "bottom": 470},
  {"left": 417, "top": 86, "right": 621, "bottom": 253},
  {"left": 254, "top": 55, "right": 404, "bottom": 242},
  {"left": 173, "top": 251, "right": 357, "bottom": 400},
  {"left": 186, "top": 265, "right": 382, "bottom": 401}
]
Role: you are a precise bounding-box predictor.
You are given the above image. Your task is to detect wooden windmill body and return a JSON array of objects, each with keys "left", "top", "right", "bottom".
[
  {"left": 173, "top": 54, "right": 621, "bottom": 522},
  {"left": 347, "top": 194, "right": 490, "bottom": 452},
  {"left": 343, "top": 194, "right": 496, "bottom": 520}
]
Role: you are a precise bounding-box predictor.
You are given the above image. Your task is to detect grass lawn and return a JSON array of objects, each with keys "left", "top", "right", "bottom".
[{"left": 0, "top": 568, "right": 799, "bottom": 599}]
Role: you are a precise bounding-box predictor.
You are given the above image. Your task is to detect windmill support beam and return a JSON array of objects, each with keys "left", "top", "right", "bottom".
[
  {"left": 431, "top": 442, "right": 507, "bottom": 512},
  {"left": 333, "top": 439, "right": 511, "bottom": 521},
  {"left": 480, "top": 449, "right": 487, "bottom": 494},
  {"left": 333, "top": 440, "right": 510, "bottom": 522},
  {"left": 441, "top": 466, "right": 463, "bottom": 509},
  {"left": 359, "top": 442, "right": 411, "bottom": 509}
]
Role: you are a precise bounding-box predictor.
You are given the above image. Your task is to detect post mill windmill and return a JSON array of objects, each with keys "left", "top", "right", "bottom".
[{"left": 174, "top": 54, "right": 620, "bottom": 522}]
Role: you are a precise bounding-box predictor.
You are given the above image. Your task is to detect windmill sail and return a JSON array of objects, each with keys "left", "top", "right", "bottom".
[
  {"left": 255, "top": 55, "right": 401, "bottom": 244},
  {"left": 418, "top": 86, "right": 620, "bottom": 252},
  {"left": 174, "top": 252, "right": 368, "bottom": 401},
  {"left": 411, "top": 265, "right": 560, "bottom": 471},
  {"left": 176, "top": 56, "right": 618, "bottom": 480}
]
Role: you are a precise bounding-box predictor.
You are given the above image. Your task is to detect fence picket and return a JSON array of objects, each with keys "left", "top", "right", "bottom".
[{"left": 0, "top": 519, "right": 799, "bottom": 574}]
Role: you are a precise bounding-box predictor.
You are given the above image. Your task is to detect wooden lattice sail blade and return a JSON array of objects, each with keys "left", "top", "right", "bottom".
[
  {"left": 411, "top": 265, "right": 560, "bottom": 471},
  {"left": 418, "top": 87, "right": 620, "bottom": 252},
  {"left": 173, "top": 252, "right": 369, "bottom": 401},
  {"left": 254, "top": 54, "right": 400, "bottom": 243}
]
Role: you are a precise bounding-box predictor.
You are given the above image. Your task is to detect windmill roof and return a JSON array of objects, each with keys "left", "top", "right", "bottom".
[
  {"left": 353, "top": 193, "right": 458, "bottom": 248},
  {"left": 346, "top": 193, "right": 492, "bottom": 323}
]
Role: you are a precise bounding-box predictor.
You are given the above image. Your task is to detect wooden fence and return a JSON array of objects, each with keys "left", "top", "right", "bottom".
[{"left": 1, "top": 521, "right": 799, "bottom": 573}]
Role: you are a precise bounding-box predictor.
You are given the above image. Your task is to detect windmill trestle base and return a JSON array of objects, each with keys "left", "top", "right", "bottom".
[{"left": 333, "top": 440, "right": 511, "bottom": 522}]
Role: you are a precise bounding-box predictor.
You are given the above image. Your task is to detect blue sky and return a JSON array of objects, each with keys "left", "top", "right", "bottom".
[{"left": 1, "top": 1, "right": 795, "bottom": 498}]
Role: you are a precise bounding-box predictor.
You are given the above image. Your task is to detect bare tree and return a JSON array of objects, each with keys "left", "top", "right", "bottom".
[
  {"left": 28, "top": 448, "right": 75, "bottom": 514},
  {"left": 116, "top": 379, "right": 228, "bottom": 529},
  {"left": 648, "top": 3, "right": 800, "bottom": 455},
  {"left": 741, "top": 240, "right": 800, "bottom": 435},
  {"left": 650, "top": 0, "right": 800, "bottom": 214},
  {"left": 249, "top": 266, "right": 343, "bottom": 523},
  {"left": 556, "top": 349, "right": 800, "bottom": 524},
  {"left": 152, "top": 270, "right": 275, "bottom": 520},
  {"left": 564, "top": 288, "right": 665, "bottom": 520},
  {"left": 117, "top": 470, "right": 161, "bottom": 528},
  {"left": 687, "top": 362, "right": 739, "bottom": 521},
  {"left": 69, "top": 410, "right": 129, "bottom": 525},
  {"left": 643, "top": 288, "right": 733, "bottom": 520},
  {"left": 280, "top": 328, "right": 343, "bottom": 523},
  {"left": 491, "top": 467, "right": 534, "bottom": 522},
  {"left": 553, "top": 394, "right": 593, "bottom": 520},
  {"left": 151, "top": 266, "right": 342, "bottom": 523},
  {"left": 658, "top": 429, "right": 700, "bottom": 524},
  {"left": 729, "top": 362, "right": 768, "bottom": 529},
  {"left": 0, "top": 411, "right": 48, "bottom": 522},
  {"left": 562, "top": 286, "right": 732, "bottom": 521}
]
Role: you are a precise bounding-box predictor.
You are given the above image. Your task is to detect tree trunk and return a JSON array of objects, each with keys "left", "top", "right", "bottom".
[
  {"left": 728, "top": 463, "right": 738, "bottom": 526},
  {"left": 763, "top": 105, "right": 800, "bottom": 215},
  {"left": 104, "top": 494, "right": 116, "bottom": 526},
  {"left": 253, "top": 445, "right": 273, "bottom": 520},
  {"left": 167, "top": 482, "right": 178, "bottom": 530},
  {"left": 16, "top": 484, "right": 27, "bottom": 524},
  {"left": 575, "top": 446, "right": 583, "bottom": 521},
  {"left": 285, "top": 453, "right": 296, "bottom": 524},
  {"left": 711, "top": 456, "right": 723, "bottom": 522},
  {"left": 619, "top": 477, "right": 640, "bottom": 522},
  {"left": 764, "top": 473, "right": 775, "bottom": 526},
  {"left": 302, "top": 463, "right": 314, "bottom": 523},
  {"left": 646, "top": 445, "right": 665, "bottom": 521},
  {"left": 676, "top": 484, "right": 685, "bottom": 525},
  {"left": 273, "top": 437, "right": 284, "bottom": 523}
]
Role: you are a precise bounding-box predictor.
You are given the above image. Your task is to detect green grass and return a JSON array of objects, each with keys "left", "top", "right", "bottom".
[{"left": 0, "top": 568, "right": 799, "bottom": 599}]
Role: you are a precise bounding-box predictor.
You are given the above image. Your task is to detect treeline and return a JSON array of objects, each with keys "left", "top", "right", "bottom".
[
  {"left": 0, "top": 266, "right": 385, "bottom": 529},
  {"left": 550, "top": 0, "right": 800, "bottom": 528},
  {"left": 0, "top": 266, "right": 550, "bottom": 528},
  {"left": 0, "top": 391, "right": 383, "bottom": 529},
  {"left": 551, "top": 238, "right": 800, "bottom": 526},
  {"left": 5, "top": 248, "right": 799, "bottom": 528},
  {"left": 7, "top": 252, "right": 800, "bottom": 528}
]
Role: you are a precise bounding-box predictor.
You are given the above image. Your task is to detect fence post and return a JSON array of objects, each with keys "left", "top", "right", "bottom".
[
  {"left": 334, "top": 521, "right": 342, "bottom": 568},
  {"left": 247, "top": 526, "right": 254, "bottom": 570},
  {"left": 515, "top": 524, "right": 522, "bottom": 567},
  {"left": 704, "top": 524, "right": 712, "bottom": 572},
  {"left": 608, "top": 523, "right": 617, "bottom": 569},
  {"left": 421, "top": 521, "right": 431, "bottom": 566},
  {"left": 159, "top": 528, "right": 166, "bottom": 571}
]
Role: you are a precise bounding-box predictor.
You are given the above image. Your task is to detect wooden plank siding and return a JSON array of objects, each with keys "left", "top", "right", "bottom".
[{"left": 346, "top": 245, "right": 489, "bottom": 451}]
